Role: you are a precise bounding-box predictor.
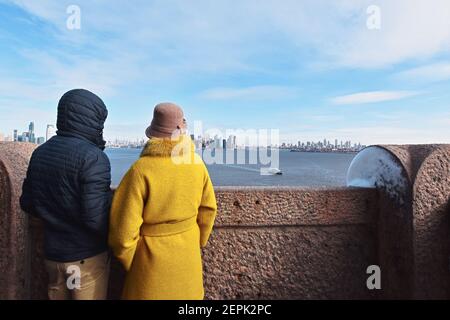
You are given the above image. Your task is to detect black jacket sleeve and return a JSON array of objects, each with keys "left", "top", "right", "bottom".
[
  {"left": 80, "top": 150, "right": 112, "bottom": 238},
  {"left": 20, "top": 155, "right": 37, "bottom": 216}
]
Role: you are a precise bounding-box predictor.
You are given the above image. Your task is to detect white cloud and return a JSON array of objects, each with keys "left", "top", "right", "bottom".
[
  {"left": 199, "top": 86, "right": 297, "bottom": 100},
  {"left": 331, "top": 91, "right": 421, "bottom": 105},
  {"left": 8, "top": 0, "right": 450, "bottom": 71},
  {"left": 18, "top": 49, "right": 142, "bottom": 98},
  {"left": 394, "top": 62, "right": 450, "bottom": 83},
  {"left": 321, "top": 0, "right": 450, "bottom": 68},
  {"left": 0, "top": 78, "right": 57, "bottom": 102},
  {"left": 3, "top": 0, "right": 450, "bottom": 144},
  {"left": 9, "top": 0, "right": 63, "bottom": 22}
]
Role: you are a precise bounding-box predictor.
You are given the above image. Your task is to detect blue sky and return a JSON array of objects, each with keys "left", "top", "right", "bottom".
[{"left": 0, "top": 0, "right": 449, "bottom": 144}]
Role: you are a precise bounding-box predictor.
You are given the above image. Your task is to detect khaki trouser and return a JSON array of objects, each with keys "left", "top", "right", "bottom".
[{"left": 44, "top": 251, "right": 110, "bottom": 300}]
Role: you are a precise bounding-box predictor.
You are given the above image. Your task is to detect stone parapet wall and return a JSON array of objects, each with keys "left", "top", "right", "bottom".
[
  {"left": 203, "top": 187, "right": 379, "bottom": 299},
  {"left": 0, "top": 142, "right": 449, "bottom": 299}
]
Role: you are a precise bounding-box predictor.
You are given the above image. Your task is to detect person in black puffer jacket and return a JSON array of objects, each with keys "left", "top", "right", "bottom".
[{"left": 20, "top": 89, "right": 112, "bottom": 300}]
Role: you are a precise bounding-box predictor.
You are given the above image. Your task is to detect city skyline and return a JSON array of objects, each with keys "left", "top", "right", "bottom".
[
  {"left": 0, "top": 119, "right": 368, "bottom": 146},
  {"left": 0, "top": 121, "right": 50, "bottom": 144},
  {"left": 1, "top": 120, "right": 364, "bottom": 150},
  {"left": 1, "top": 120, "right": 364, "bottom": 155},
  {"left": 0, "top": 1, "right": 449, "bottom": 145}
]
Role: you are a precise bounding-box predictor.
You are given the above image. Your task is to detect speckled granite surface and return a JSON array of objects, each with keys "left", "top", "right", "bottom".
[{"left": 0, "top": 142, "right": 36, "bottom": 299}]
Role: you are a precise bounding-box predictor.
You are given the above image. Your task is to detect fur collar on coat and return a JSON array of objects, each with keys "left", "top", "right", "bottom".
[{"left": 140, "top": 135, "right": 195, "bottom": 157}]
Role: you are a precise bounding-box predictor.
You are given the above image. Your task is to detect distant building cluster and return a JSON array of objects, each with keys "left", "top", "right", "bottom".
[
  {"left": 106, "top": 138, "right": 147, "bottom": 149},
  {"left": 105, "top": 134, "right": 239, "bottom": 150},
  {"left": 2, "top": 126, "right": 366, "bottom": 154},
  {"left": 0, "top": 122, "right": 56, "bottom": 145},
  {"left": 283, "top": 139, "right": 365, "bottom": 153},
  {"left": 191, "top": 134, "right": 238, "bottom": 150},
  {"left": 103, "top": 135, "right": 365, "bottom": 153}
]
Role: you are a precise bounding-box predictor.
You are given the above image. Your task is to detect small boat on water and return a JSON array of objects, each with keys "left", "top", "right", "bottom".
[{"left": 265, "top": 167, "right": 283, "bottom": 175}]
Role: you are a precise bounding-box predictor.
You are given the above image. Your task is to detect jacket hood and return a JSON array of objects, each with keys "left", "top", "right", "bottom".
[
  {"left": 140, "top": 135, "right": 195, "bottom": 158},
  {"left": 56, "top": 89, "right": 108, "bottom": 150}
]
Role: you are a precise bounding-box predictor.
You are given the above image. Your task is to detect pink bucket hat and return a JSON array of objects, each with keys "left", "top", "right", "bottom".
[{"left": 145, "top": 102, "right": 185, "bottom": 138}]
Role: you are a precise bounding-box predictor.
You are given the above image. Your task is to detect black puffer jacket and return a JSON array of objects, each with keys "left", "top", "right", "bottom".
[{"left": 20, "top": 89, "right": 112, "bottom": 262}]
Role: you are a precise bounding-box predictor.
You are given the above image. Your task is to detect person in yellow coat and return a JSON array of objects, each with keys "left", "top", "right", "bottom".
[{"left": 108, "top": 102, "right": 217, "bottom": 300}]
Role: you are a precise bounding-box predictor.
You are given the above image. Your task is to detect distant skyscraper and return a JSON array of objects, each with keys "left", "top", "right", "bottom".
[
  {"left": 28, "top": 122, "right": 35, "bottom": 143},
  {"left": 214, "top": 135, "right": 221, "bottom": 149},
  {"left": 37, "top": 137, "right": 45, "bottom": 145},
  {"left": 22, "top": 132, "right": 29, "bottom": 142},
  {"left": 226, "top": 135, "right": 237, "bottom": 149},
  {"left": 46, "top": 125, "right": 56, "bottom": 141},
  {"left": 13, "top": 130, "right": 18, "bottom": 142}
]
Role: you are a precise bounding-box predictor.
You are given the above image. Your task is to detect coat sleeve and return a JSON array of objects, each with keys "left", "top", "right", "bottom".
[
  {"left": 20, "top": 154, "right": 37, "bottom": 216},
  {"left": 197, "top": 165, "right": 217, "bottom": 248},
  {"left": 108, "top": 165, "right": 147, "bottom": 271},
  {"left": 80, "top": 151, "right": 112, "bottom": 239}
]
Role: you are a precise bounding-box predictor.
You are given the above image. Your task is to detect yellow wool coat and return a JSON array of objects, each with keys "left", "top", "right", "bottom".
[{"left": 108, "top": 135, "right": 217, "bottom": 300}]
